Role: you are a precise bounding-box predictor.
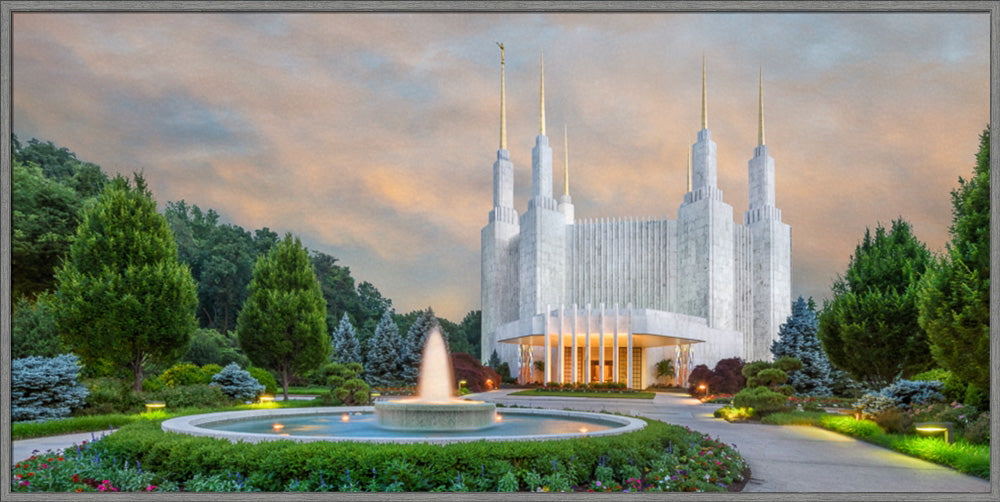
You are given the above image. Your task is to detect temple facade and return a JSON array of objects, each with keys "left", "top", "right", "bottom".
[{"left": 482, "top": 50, "right": 791, "bottom": 389}]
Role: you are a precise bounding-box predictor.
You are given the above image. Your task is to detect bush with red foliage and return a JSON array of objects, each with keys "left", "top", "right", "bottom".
[
  {"left": 709, "top": 357, "right": 746, "bottom": 395},
  {"left": 450, "top": 352, "right": 502, "bottom": 393},
  {"left": 688, "top": 364, "right": 714, "bottom": 396}
]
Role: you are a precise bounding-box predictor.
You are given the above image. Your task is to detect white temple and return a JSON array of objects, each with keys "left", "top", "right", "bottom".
[{"left": 481, "top": 49, "right": 791, "bottom": 388}]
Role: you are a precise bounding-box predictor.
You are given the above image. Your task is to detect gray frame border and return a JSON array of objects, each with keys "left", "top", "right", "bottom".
[{"left": 1, "top": 1, "right": 997, "bottom": 501}]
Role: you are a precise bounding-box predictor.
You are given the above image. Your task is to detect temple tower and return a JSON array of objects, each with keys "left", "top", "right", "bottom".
[
  {"left": 677, "top": 55, "right": 736, "bottom": 330},
  {"left": 481, "top": 42, "right": 520, "bottom": 360},
  {"left": 745, "top": 68, "right": 791, "bottom": 361}
]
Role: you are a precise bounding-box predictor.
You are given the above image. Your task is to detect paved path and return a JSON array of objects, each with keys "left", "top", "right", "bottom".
[
  {"left": 474, "top": 389, "right": 992, "bottom": 493},
  {"left": 12, "top": 391, "right": 993, "bottom": 494}
]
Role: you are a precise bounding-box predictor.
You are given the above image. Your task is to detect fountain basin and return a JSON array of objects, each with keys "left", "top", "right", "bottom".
[
  {"left": 375, "top": 400, "right": 496, "bottom": 431},
  {"left": 161, "top": 406, "right": 645, "bottom": 444}
]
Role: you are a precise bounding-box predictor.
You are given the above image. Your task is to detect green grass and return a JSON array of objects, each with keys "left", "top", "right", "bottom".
[
  {"left": 286, "top": 386, "right": 329, "bottom": 395},
  {"left": 509, "top": 389, "right": 655, "bottom": 399},
  {"left": 758, "top": 411, "right": 989, "bottom": 479},
  {"left": 12, "top": 400, "right": 323, "bottom": 440}
]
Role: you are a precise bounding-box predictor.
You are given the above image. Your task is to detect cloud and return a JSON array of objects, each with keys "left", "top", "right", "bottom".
[{"left": 11, "top": 12, "right": 990, "bottom": 320}]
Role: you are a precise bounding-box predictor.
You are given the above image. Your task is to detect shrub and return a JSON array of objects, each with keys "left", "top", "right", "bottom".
[
  {"left": 708, "top": 357, "right": 745, "bottom": 394},
  {"left": 911, "top": 368, "right": 965, "bottom": 402},
  {"left": 687, "top": 364, "right": 713, "bottom": 395},
  {"left": 451, "top": 352, "right": 501, "bottom": 393},
  {"left": 161, "top": 363, "right": 211, "bottom": 387},
  {"left": 776, "top": 385, "right": 795, "bottom": 396},
  {"left": 201, "top": 364, "right": 223, "bottom": 380},
  {"left": 741, "top": 361, "right": 770, "bottom": 380},
  {"left": 879, "top": 379, "right": 944, "bottom": 410},
  {"left": 854, "top": 393, "right": 899, "bottom": 419},
  {"left": 12, "top": 353, "right": 90, "bottom": 421},
  {"left": 733, "top": 386, "right": 787, "bottom": 416},
  {"left": 211, "top": 363, "right": 265, "bottom": 401},
  {"left": 141, "top": 376, "right": 164, "bottom": 393},
  {"left": 78, "top": 378, "right": 145, "bottom": 415},
  {"left": 873, "top": 407, "right": 912, "bottom": 434},
  {"left": 774, "top": 356, "right": 803, "bottom": 373},
  {"left": 145, "top": 384, "right": 229, "bottom": 409},
  {"left": 750, "top": 368, "right": 788, "bottom": 388},
  {"left": 962, "top": 413, "right": 990, "bottom": 445},
  {"left": 247, "top": 367, "right": 278, "bottom": 395},
  {"left": 325, "top": 362, "right": 370, "bottom": 405}
]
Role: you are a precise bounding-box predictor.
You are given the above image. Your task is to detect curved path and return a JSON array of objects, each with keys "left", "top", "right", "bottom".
[{"left": 474, "top": 389, "right": 992, "bottom": 494}]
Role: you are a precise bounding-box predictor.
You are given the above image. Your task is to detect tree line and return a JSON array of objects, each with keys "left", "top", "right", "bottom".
[{"left": 11, "top": 135, "right": 482, "bottom": 396}]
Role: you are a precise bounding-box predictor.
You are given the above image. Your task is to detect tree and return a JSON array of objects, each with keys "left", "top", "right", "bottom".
[
  {"left": 236, "top": 233, "right": 329, "bottom": 400},
  {"left": 458, "top": 310, "right": 482, "bottom": 359},
  {"left": 772, "top": 296, "right": 834, "bottom": 396},
  {"left": 365, "top": 310, "right": 403, "bottom": 387},
  {"left": 817, "top": 219, "right": 933, "bottom": 387},
  {"left": 330, "top": 313, "right": 363, "bottom": 365},
  {"left": 311, "top": 251, "right": 363, "bottom": 331},
  {"left": 917, "top": 127, "right": 990, "bottom": 403},
  {"left": 11, "top": 160, "right": 84, "bottom": 298},
  {"left": 11, "top": 293, "right": 66, "bottom": 359},
  {"left": 54, "top": 173, "right": 198, "bottom": 391},
  {"left": 487, "top": 349, "right": 502, "bottom": 370},
  {"left": 400, "top": 308, "right": 440, "bottom": 384}
]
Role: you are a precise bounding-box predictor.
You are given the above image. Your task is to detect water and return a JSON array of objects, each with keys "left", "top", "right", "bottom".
[{"left": 200, "top": 412, "right": 619, "bottom": 439}]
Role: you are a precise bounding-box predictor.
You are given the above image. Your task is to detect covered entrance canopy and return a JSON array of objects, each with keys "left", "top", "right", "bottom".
[{"left": 497, "top": 304, "right": 740, "bottom": 389}]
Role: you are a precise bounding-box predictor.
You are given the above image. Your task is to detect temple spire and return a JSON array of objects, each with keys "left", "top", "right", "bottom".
[
  {"left": 758, "top": 67, "right": 765, "bottom": 146},
  {"left": 686, "top": 149, "right": 692, "bottom": 192},
  {"left": 540, "top": 51, "right": 546, "bottom": 136},
  {"left": 701, "top": 54, "right": 707, "bottom": 130},
  {"left": 498, "top": 42, "right": 507, "bottom": 150},
  {"left": 563, "top": 124, "right": 569, "bottom": 195}
]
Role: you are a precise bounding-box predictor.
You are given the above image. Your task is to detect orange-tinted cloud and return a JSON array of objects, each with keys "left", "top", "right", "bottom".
[{"left": 11, "top": 12, "right": 990, "bottom": 320}]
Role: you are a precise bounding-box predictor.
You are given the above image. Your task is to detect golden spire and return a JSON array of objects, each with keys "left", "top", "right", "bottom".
[
  {"left": 687, "top": 149, "right": 692, "bottom": 192},
  {"left": 758, "top": 67, "right": 765, "bottom": 146},
  {"left": 563, "top": 124, "right": 569, "bottom": 196},
  {"left": 701, "top": 54, "right": 707, "bottom": 130},
  {"left": 540, "top": 51, "right": 546, "bottom": 136},
  {"left": 498, "top": 42, "right": 507, "bottom": 150}
]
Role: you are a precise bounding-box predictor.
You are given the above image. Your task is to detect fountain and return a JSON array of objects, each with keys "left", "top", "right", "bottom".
[
  {"left": 373, "top": 327, "right": 496, "bottom": 431},
  {"left": 161, "top": 327, "right": 645, "bottom": 444}
]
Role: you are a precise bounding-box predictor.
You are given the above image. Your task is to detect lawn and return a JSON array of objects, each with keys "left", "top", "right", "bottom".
[{"left": 509, "top": 389, "right": 655, "bottom": 399}]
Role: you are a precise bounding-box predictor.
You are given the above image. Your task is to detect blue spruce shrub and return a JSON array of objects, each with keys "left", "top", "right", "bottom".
[
  {"left": 12, "top": 353, "right": 89, "bottom": 422},
  {"left": 211, "top": 363, "right": 265, "bottom": 401},
  {"left": 771, "top": 297, "right": 833, "bottom": 396},
  {"left": 878, "top": 379, "right": 944, "bottom": 409}
]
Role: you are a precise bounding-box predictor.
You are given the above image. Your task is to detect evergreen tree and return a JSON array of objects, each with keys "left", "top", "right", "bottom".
[
  {"left": 817, "top": 219, "right": 933, "bottom": 387},
  {"left": 54, "top": 174, "right": 198, "bottom": 391},
  {"left": 771, "top": 296, "right": 833, "bottom": 396},
  {"left": 918, "top": 127, "right": 990, "bottom": 398},
  {"left": 236, "top": 233, "right": 329, "bottom": 400},
  {"left": 330, "top": 313, "right": 362, "bottom": 365},
  {"left": 487, "top": 349, "right": 501, "bottom": 369},
  {"left": 365, "top": 310, "right": 403, "bottom": 386},
  {"left": 400, "top": 308, "right": 442, "bottom": 384}
]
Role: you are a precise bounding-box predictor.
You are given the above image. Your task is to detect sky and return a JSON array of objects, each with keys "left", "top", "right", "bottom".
[{"left": 10, "top": 10, "right": 991, "bottom": 322}]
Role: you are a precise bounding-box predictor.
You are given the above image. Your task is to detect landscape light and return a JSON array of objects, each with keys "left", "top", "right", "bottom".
[
  {"left": 915, "top": 422, "right": 953, "bottom": 444},
  {"left": 144, "top": 402, "right": 166, "bottom": 413},
  {"left": 259, "top": 395, "right": 274, "bottom": 403},
  {"left": 272, "top": 423, "right": 284, "bottom": 431}
]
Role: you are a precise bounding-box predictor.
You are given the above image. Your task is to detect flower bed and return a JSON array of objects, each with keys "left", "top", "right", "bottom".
[{"left": 11, "top": 416, "right": 748, "bottom": 493}]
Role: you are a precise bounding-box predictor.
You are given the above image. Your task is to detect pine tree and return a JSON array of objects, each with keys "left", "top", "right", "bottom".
[
  {"left": 772, "top": 297, "right": 833, "bottom": 396},
  {"left": 330, "top": 313, "right": 363, "bottom": 365},
  {"left": 236, "top": 233, "right": 329, "bottom": 400},
  {"left": 54, "top": 173, "right": 198, "bottom": 391},
  {"left": 365, "top": 310, "right": 403, "bottom": 386},
  {"left": 918, "top": 127, "right": 990, "bottom": 398},
  {"left": 817, "top": 219, "right": 933, "bottom": 387},
  {"left": 401, "top": 308, "right": 443, "bottom": 384}
]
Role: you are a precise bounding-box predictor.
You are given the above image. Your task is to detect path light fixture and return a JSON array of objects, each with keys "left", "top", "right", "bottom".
[
  {"left": 458, "top": 379, "right": 467, "bottom": 391},
  {"left": 144, "top": 401, "right": 166, "bottom": 413},
  {"left": 915, "top": 422, "right": 953, "bottom": 444},
  {"left": 258, "top": 395, "right": 274, "bottom": 403}
]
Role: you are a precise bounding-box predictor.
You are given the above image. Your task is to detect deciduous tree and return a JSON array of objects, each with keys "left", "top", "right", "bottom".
[
  {"left": 236, "top": 233, "right": 329, "bottom": 400},
  {"left": 54, "top": 174, "right": 198, "bottom": 391}
]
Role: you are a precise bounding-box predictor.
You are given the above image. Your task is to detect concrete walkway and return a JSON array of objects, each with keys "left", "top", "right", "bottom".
[
  {"left": 11, "top": 391, "right": 993, "bottom": 494},
  {"left": 475, "top": 389, "right": 992, "bottom": 494}
]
